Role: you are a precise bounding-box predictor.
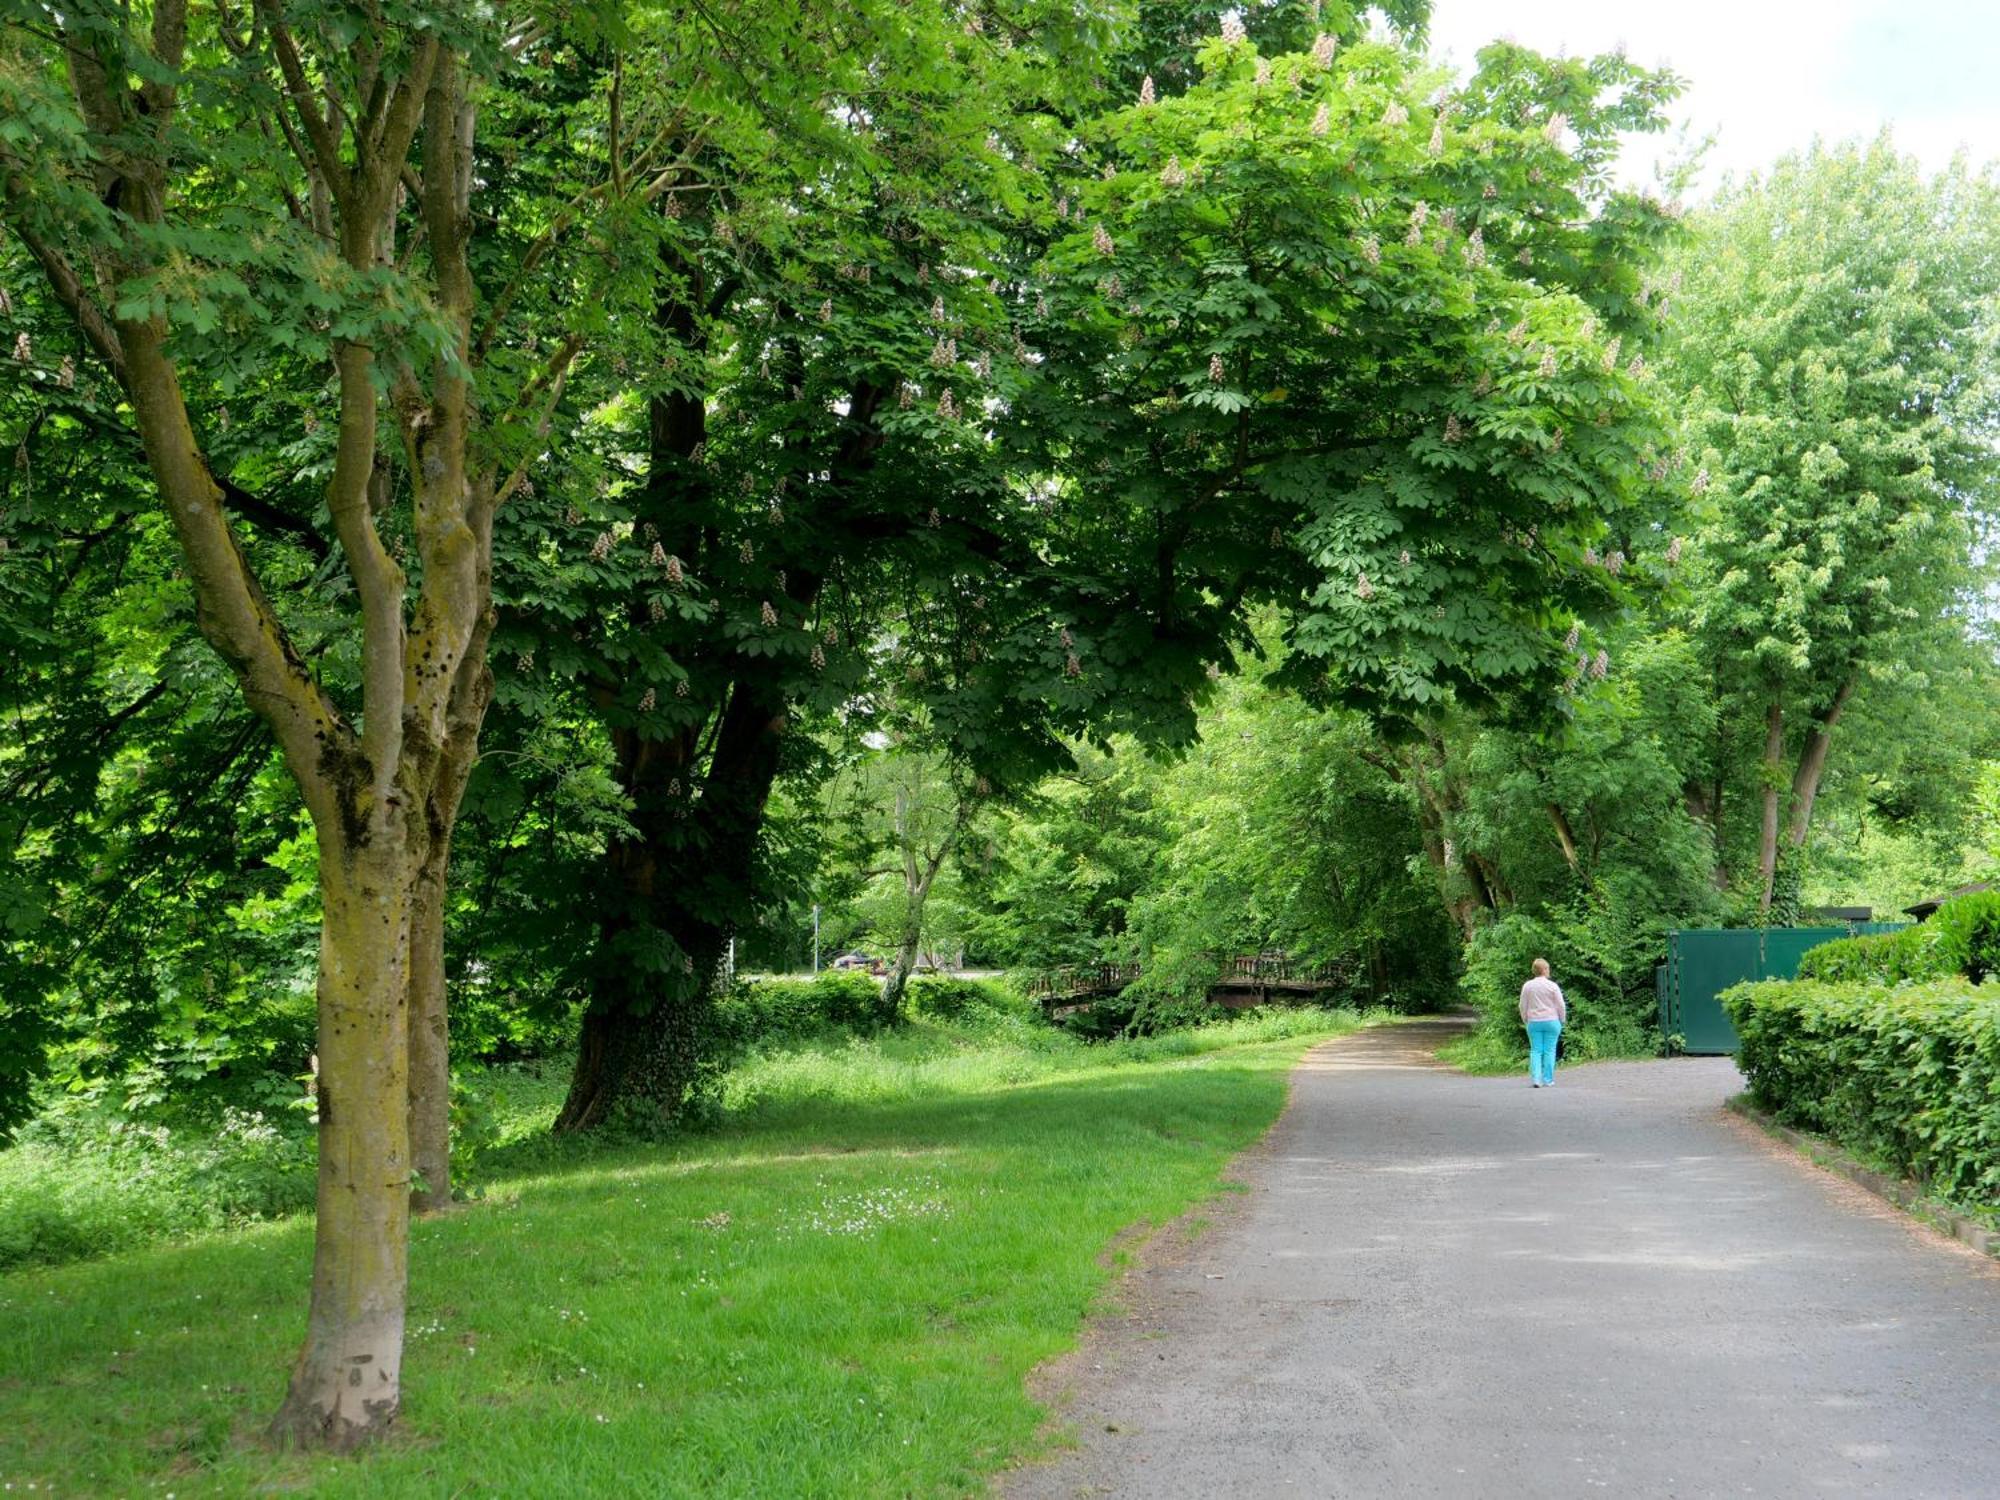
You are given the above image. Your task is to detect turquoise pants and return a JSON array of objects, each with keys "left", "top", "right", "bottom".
[{"left": 1526, "top": 1018, "right": 1562, "bottom": 1085}]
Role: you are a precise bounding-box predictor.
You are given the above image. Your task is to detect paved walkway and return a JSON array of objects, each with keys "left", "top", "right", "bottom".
[{"left": 1007, "top": 1019, "right": 2000, "bottom": 1499}]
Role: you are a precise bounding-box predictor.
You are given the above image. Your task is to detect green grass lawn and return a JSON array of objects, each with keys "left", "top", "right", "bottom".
[{"left": 0, "top": 1009, "right": 1363, "bottom": 1497}]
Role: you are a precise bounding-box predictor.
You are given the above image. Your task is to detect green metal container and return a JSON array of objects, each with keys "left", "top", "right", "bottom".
[{"left": 1656, "top": 924, "right": 1908, "bottom": 1054}]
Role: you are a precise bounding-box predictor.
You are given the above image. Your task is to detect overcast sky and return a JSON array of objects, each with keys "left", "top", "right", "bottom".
[{"left": 1424, "top": 0, "right": 2000, "bottom": 194}]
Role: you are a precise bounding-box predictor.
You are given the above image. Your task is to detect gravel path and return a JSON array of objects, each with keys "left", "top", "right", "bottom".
[{"left": 1004, "top": 1018, "right": 2000, "bottom": 1499}]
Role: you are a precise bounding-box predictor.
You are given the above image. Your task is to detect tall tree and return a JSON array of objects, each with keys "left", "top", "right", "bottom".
[
  {"left": 0, "top": 0, "right": 586, "bottom": 1444},
  {"left": 1661, "top": 142, "right": 2000, "bottom": 909}
]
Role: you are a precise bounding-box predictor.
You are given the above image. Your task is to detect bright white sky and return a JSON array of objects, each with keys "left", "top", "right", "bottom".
[{"left": 1424, "top": 0, "right": 2000, "bottom": 194}]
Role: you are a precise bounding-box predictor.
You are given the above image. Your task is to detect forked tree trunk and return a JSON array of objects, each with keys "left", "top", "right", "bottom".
[
  {"left": 881, "top": 829, "right": 956, "bottom": 1018},
  {"left": 271, "top": 839, "right": 417, "bottom": 1450}
]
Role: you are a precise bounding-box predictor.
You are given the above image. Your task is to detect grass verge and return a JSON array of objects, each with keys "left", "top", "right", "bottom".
[{"left": 0, "top": 1008, "right": 1364, "bottom": 1497}]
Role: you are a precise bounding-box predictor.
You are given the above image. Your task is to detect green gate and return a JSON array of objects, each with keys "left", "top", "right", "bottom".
[{"left": 1656, "top": 924, "right": 1907, "bottom": 1054}]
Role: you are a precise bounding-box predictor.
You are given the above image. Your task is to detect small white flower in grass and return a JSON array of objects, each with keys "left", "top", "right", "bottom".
[
  {"left": 1139, "top": 75, "right": 1156, "bottom": 106},
  {"left": 1311, "top": 103, "right": 1331, "bottom": 137},
  {"left": 1092, "top": 223, "right": 1115, "bottom": 256}
]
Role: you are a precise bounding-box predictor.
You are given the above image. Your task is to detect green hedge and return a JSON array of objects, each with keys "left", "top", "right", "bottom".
[
  {"left": 1724, "top": 977, "right": 2000, "bottom": 1215},
  {"left": 714, "top": 972, "right": 898, "bottom": 1049},
  {"left": 1795, "top": 892, "right": 2000, "bottom": 986},
  {"left": 1795, "top": 926, "right": 1948, "bottom": 984}
]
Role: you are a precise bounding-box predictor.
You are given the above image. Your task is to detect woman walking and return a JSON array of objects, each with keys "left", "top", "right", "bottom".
[{"left": 1519, "top": 958, "right": 1566, "bottom": 1088}]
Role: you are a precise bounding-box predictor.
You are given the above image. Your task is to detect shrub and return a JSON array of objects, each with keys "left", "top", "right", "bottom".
[
  {"left": 904, "top": 976, "right": 1039, "bottom": 1028},
  {"left": 1928, "top": 891, "right": 2000, "bottom": 985},
  {"left": 714, "top": 971, "right": 898, "bottom": 1052},
  {"left": 1458, "top": 909, "right": 1655, "bottom": 1063},
  {"left": 1794, "top": 926, "right": 1940, "bottom": 983},
  {"left": 1724, "top": 977, "right": 2000, "bottom": 1216}
]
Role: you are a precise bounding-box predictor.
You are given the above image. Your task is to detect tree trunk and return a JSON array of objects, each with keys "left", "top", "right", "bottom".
[
  {"left": 406, "top": 673, "right": 489, "bottom": 1215},
  {"left": 270, "top": 840, "right": 415, "bottom": 1450},
  {"left": 881, "top": 826, "right": 956, "bottom": 1018},
  {"left": 405, "top": 841, "right": 452, "bottom": 1215},
  {"left": 1547, "top": 802, "right": 1581, "bottom": 872},
  {"left": 1757, "top": 702, "right": 1784, "bottom": 912},
  {"left": 1784, "top": 678, "right": 1855, "bottom": 854}
]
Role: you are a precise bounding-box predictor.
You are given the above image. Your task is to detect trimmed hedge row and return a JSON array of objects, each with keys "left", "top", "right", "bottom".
[
  {"left": 1796, "top": 891, "right": 2000, "bottom": 985},
  {"left": 1724, "top": 978, "right": 2000, "bottom": 1214}
]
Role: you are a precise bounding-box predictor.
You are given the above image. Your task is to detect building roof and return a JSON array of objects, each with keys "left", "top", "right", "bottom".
[{"left": 1904, "top": 882, "right": 1993, "bottom": 920}]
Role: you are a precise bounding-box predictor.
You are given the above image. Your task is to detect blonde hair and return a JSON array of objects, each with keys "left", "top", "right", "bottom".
[{"left": 1531, "top": 957, "right": 1551, "bottom": 977}]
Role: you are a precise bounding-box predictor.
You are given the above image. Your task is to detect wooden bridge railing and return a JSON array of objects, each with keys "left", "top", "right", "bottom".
[{"left": 1024, "top": 953, "right": 1347, "bottom": 1008}]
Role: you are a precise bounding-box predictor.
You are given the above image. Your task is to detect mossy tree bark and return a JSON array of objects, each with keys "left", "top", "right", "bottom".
[{"left": 3, "top": 9, "right": 552, "bottom": 1448}]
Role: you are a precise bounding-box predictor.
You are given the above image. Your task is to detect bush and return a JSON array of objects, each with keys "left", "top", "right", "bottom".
[
  {"left": 1793, "top": 926, "right": 1942, "bottom": 983},
  {"left": 1725, "top": 977, "right": 2000, "bottom": 1216},
  {"left": 714, "top": 971, "right": 898, "bottom": 1052},
  {"left": 1458, "top": 909, "right": 1654, "bottom": 1064},
  {"left": 1929, "top": 892, "right": 2000, "bottom": 984},
  {"left": 904, "top": 976, "right": 1038, "bottom": 1028}
]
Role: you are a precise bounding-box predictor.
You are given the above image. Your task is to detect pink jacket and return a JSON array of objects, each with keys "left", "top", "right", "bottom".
[{"left": 1519, "top": 976, "right": 1567, "bottom": 1023}]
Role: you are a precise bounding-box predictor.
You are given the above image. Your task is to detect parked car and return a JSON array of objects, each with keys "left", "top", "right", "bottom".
[{"left": 830, "top": 951, "right": 884, "bottom": 974}]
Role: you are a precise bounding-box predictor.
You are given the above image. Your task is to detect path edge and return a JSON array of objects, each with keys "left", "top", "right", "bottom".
[{"left": 1725, "top": 1095, "right": 1999, "bottom": 1261}]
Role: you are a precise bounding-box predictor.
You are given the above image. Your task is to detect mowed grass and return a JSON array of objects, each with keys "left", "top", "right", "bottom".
[{"left": 0, "top": 1009, "right": 1364, "bottom": 1497}]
